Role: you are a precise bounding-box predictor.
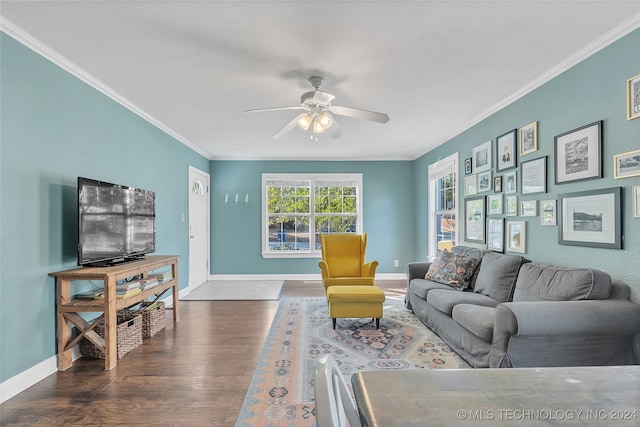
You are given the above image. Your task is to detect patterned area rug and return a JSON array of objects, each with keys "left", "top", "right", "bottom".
[{"left": 235, "top": 294, "right": 470, "bottom": 426}]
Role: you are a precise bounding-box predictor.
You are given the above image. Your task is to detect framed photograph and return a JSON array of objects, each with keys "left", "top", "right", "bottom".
[
  {"left": 487, "top": 218, "right": 504, "bottom": 252},
  {"left": 464, "top": 174, "right": 477, "bottom": 196},
  {"left": 487, "top": 194, "right": 503, "bottom": 215},
  {"left": 519, "top": 121, "right": 538, "bottom": 156},
  {"left": 506, "top": 220, "right": 526, "bottom": 253},
  {"left": 465, "top": 158, "right": 472, "bottom": 175},
  {"left": 559, "top": 187, "right": 621, "bottom": 249},
  {"left": 540, "top": 199, "right": 557, "bottom": 226},
  {"left": 472, "top": 140, "right": 492, "bottom": 173},
  {"left": 477, "top": 170, "right": 492, "bottom": 193},
  {"left": 494, "top": 176, "right": 502, "bottom": 193},
  {"left": 627, "top": 73, "right": 640, "bottom": 120},
  {"left": 554, "top": 121, "right": 603, "bottom": 184},
  {"left": 505, "top": 195, "right": 518, "bottom": 216},
  {"left": 521, "top": 156, "right": 547, "bottom": 194},
  {"left": 520, "top": 200, "right": 537, "bottom": 217},
  {"left": 496, "top": 129, "right": 517, "bottom": 172},
  {"left": 613, "top": 149, "right": 640, "bottom": 179},
  {"left": 634, "top": 186, "right": 640, "bottom": 218},
  {"left": 465, "top": 196, "right": 486, "bottom": 244},
  {"left": 504, "top": 170, "right": 517, "bottom": 194}
]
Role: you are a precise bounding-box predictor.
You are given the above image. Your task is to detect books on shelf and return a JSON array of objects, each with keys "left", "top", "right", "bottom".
[
  {"left": 116, "top": 288, "right": 143, "bottom": 299},
  {"left": 140, "top": 278, "right": 159, "bottom": 290},
  {"left": 75, "top": 290, "right": 104, "bottom": 299},
  {"left": 148, "top": 271, "right": 173, "bottom": 281}
]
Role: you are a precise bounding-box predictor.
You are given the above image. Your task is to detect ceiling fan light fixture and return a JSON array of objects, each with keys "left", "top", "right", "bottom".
[
  {"left": 317, "top": 113, "right": 333, "bottom": 129},
  {"left": 312, "top": 117, "right": 326, "bottom": 134},
  {"left": 297, "top": 113, "right": 312, "bottom": 130}
]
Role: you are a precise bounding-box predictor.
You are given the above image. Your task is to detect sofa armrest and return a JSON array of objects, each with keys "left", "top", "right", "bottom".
[
  {"left": 491, "top": 300, "right": 640, "bottom": 367},
  {"left": 406, "top": 262, "right": 431, "bottom": 283}
]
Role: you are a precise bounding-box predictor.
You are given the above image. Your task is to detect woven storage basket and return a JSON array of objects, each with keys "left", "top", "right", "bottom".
[
  {"left": 80, "top": 311, "right": 142, "bottom": 359},
  {"left": 129, "top": 301, "right": 166, "bottom": 338}
]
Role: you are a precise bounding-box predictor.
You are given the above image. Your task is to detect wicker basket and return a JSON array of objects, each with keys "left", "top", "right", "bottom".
[
  {"left": 80, "top": 311, "right": 142, "bottom": 359},
  {"left": 129, "top": 301, "right": 166, "bottom": 338}
]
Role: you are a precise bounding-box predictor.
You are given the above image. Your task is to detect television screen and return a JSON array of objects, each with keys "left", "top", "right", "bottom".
[{"left": 78, "top": 177, "right": 156, "bottom": 266}]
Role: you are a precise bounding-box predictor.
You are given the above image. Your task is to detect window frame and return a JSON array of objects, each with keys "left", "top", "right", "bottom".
[
  {"left": 261, "top": 173, "right": 363, "bottom": 258},
  {"left": 428, "top": 153, "right": 459, "bottom": 258}
]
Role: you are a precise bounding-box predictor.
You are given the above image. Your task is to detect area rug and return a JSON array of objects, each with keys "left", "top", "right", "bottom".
[
  {"left": 235, "top": 294, "right": 470, "bottom": 426},
  {"left": 181, "top": 280, "right": 284, "bottom": 301}
]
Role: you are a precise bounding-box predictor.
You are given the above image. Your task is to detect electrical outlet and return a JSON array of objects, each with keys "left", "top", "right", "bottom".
[
  {"left": 394, "top": 259, "right": 399, "bottom": 267},
  {"left": 180, "top": 213, "right": 185, "bottom": 222}
]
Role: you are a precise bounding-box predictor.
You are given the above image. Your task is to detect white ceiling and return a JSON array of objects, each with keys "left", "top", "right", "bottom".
[{"left": 1, "top": 1, "right": 639, "bottom": 161}]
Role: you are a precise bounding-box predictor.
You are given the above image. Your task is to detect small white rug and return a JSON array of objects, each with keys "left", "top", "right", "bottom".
[{"left": 181, "top": 280, "right": 284, "bottom": 301}]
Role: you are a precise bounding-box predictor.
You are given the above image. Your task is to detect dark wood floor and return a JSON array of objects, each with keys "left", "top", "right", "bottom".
[{"left": 0, "top": 279, "right": 407, "bottom": 426}]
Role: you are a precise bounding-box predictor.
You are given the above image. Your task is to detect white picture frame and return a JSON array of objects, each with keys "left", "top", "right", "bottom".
[
  {"left": 504, "top": 170, "right": 517, "bottom": 194},
  {"left": 477, "top": 170, "right": 492, "bottom": 193},
  {"left": 464, "top": 174, "right": 478, "bottom": 196},
  {"left": 506, "top": 220, "right": 526, "bottom": 253},
  {"left": 487, "top": 194, "right": 503, "bottom": 215},
  {"left": 472, "top": 140, "right": 492, "bottom": 173},
  {"left": 540, "top": 199, "right": 557, "bottom": 226},
  {"left": 520, "top": 200, "right": 537, "bottom": 217}
]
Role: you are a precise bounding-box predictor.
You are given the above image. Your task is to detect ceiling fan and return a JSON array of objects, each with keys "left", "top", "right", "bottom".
[{"left": 245, "top": 76, "right": 389, "bottom": 141}]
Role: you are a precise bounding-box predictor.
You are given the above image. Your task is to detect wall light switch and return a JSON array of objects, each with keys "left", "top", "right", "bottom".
[{"left": 180, "top": 213, "right": 185, "bottom": 222}]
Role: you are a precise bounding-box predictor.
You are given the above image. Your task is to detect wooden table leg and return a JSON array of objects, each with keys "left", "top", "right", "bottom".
[
  {"left": 103, "top": 276, "right": 118, "bottom": 370},
  {"left": 171, "top": 261, "right": 180, "bottom": 322},
  {"left": 56, "top": 278, "right": 73, "bottom": 371}
]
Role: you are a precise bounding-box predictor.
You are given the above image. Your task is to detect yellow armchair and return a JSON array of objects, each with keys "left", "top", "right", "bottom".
[{"left": 318, "top": 233, "right": 379, "bottom": 291}]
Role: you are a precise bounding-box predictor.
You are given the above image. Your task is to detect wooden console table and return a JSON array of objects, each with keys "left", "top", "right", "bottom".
[{"left": 49, "top": 255, "right": 180, "bottom": 371}]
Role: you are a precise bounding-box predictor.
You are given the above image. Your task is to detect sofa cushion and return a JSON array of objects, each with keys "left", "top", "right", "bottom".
[
  {"left": 473, "top": 251, "right": 528, "bottom": 302},
  {"left": 424, "top": 250, "right": 481, "bottom": 290},
  {"left": 409, "top": 279, "right": 453, "bottom": 300},
  {"left": 452, "top": 304, "right": 496, "bottom": 343},
  {"left": 427, "top": 289, "right": 499, "bottom": 316},
  {"left": 512, "top": 263, "right": 611, "bottom": 302}
]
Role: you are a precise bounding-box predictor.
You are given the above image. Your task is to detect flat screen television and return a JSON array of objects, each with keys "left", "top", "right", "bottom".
[{"left": 78, "top": 177, "right": 156, "bottom": 267}]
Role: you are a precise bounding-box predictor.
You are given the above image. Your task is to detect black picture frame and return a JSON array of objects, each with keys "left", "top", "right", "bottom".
[
  {"left": 465, "top": 158, "right": 472, "bottom": 175},
  {"left": 496, "top": 129, "right": 517, "bottom": 172},
  {"left": 554, "top": 121, "right": 603, "bottom": 184},
  {"left": 558, "top": 187, "right": 622, "bottom": 249}
]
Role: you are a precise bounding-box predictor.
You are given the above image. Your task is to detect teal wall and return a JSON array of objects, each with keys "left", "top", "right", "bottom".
[
  {"left": 0, "top": 33, "right": 209, "bottom": 382},
  {"left": 210, "top": 160, "right": 415, "bottom": 275},
  {"left": 414, "top": 29, "right": 640, "bottom": 299}
]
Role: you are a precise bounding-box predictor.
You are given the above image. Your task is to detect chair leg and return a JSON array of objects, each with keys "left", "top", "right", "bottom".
[
  {"left": 375, "top": 318, "right": 380, "bottom": 329},
  {"left": 332, "top": 318, "right": 337, "bottom": 329}
]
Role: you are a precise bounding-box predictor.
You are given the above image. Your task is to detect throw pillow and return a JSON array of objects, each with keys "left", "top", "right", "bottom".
[{"left": 424, "top": 250, "right": 481, "bottom": 290}]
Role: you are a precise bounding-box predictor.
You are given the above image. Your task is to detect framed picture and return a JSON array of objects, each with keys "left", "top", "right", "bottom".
[
  {"left": 613, "top": 149, "right": 640, "bottom": 179},
  {"left": 494, "top": 176, "right": 502, "bottom": 193},
  {"left": 465, "top": 196, "right": 486, "bottom": 244},
  {"left": 520, "top": 200, "right": 537, "bottom": 217},
  {"left": 477, "top": 170, "right": 492, "bottom": 193},
  {"left": 464, "top": 174, "right": 477, "bottom": 196},
  {"left": 521, "top": 156, "right": 547, "bottom": 194},
  {"left": 554, "top": 121, "right": 603, "bottom": 184},
  {"left": 540, "top": 199, "right": 557, "bottom": 226},
  {"left": 465, "top": 158, "right": 472, "bottom": 175},
  {"left": 506, "top": 220, "right": 526, "bottom": 253},
  {"left": 505, "top": 195, "right": 518, "bottom": 216},
  {"left": 519, "top": 121, "right": 538, "bottom": 156},
  {"left": 472, "top": 140, "right": 492, "bottom": 173},
  {"left": 496, "top": 129, "right": 517, "bottom": 172},
  {"left": 487, "top": 194, "right": 503, "bottom": 215},
  {"left": 504, "top": 170, "right": 517, "bottom": 194},
  {"left": 627, "top": 73, "right": 640, "bottom": 120},
  {"left": 559, "top": 187, "right": 622, "bottom": 249},
  {"left": 634, "top": 186, "right": 640, "bottom": 218},
  {"left": 487, "top": 218, "right": 504, "bottom": 252}
]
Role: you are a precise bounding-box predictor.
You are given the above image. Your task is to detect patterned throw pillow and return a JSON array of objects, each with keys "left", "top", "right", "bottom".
[{"left": 424, "top": 250, "right": 480, "bottom": 290}]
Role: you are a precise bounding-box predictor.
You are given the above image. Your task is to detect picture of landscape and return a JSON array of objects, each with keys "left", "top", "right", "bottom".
[
  {"left": 564, "top": 137, "right": 589, "bottom": 175},
  {"left": 572, "top": 208, "right": 603, "bottom": 232}
]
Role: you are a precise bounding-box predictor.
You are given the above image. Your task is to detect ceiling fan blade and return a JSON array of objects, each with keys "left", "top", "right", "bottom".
[
  {"left": 329, "top": 105, "right": 390, "bottom": 124},
  {"left": 325, "top": 113, "right": 342, "bottom": 140},
  {"left": 245, "top": 106, "right": 307, "bottom": 113},
  {"left": 272, "top": 113, "right": 307, "bottom": 139}
]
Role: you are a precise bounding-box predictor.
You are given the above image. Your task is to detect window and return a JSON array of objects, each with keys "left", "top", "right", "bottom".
[
  {"left": 428, "top": 153, "right": 458, "bottom": 258},
  {"left": 262, "top": 173, "right": 363, "bottom": 258}
]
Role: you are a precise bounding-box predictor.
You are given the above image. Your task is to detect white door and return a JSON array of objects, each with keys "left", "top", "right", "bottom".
[{"left": 188, "top": 166, "right": 210, "bottom": 291}]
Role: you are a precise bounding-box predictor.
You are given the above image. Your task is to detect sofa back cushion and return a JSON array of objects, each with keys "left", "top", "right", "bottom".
[
  {"left": 512, "top": 263, "right": 611, "bottom": 302},
  {"left": 473, "top": 251, "right": 528, "bottom": 302},
  {"left": 424, "top": 249, "right": 481, "bottom": 290}
]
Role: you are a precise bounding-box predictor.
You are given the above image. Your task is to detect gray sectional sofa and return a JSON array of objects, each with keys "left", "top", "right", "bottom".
[{"left": 405, "top": 246, "right": 640, "bottom": 368}]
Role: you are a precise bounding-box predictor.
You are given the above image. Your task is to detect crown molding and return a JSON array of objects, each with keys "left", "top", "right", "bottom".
[
  {"left": 0, "top": 16, "right": 212, "bottom": 160},
  {"left": 421, "top": 12, "right": 640, "bottom": 160}
]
